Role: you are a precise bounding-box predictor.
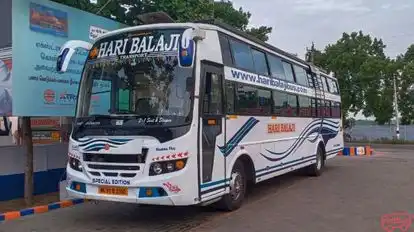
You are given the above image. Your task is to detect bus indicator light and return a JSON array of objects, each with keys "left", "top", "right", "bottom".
[
  {"left": 146, "top": 188, "right": 153, "bottom": 197},
  {"left": 207, "top": 119, "right": 216, "bottom": 125},
  {"left": 175, "top": 160, "right": 185, "bottom": 170}
]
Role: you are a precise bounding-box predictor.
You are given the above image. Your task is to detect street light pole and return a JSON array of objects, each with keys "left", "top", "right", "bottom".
[{"left": 393, "top": 75, "right": 400, "bottom": 139}]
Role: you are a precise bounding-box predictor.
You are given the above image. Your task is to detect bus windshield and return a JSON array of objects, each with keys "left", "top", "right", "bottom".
[{"left": 75, "top": 28, "right": 196, "bottom": 135}]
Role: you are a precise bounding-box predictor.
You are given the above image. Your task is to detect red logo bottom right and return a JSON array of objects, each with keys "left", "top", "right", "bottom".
[{"left": 381, "top": 212, "right": 413, "bottom": 232}]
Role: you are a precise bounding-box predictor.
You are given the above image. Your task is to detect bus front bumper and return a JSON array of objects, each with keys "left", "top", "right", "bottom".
[
  {"left": 65, "top": 167, "right": 196, "bottom": 206},
  {"left": 66, "top": 187, "right": 178, "bottom": 205}
]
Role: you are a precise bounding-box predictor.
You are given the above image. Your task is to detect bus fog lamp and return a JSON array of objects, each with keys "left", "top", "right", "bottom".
[{"left": 146, "top": 188, "right": 153, "bottom": 197}]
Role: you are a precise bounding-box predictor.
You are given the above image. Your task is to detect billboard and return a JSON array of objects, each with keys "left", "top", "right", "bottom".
[
  {"left": 0, "top": 0, "right": 12, "bottom": 116},
  {"left": 12, "top": 0, "right": 126, "bottom": 116},
  {"left": 0, "top": 0, "right": 12, "bottom": 49},
  {"left": 0, "top": 48, "right": 12, "bottom": 116}
]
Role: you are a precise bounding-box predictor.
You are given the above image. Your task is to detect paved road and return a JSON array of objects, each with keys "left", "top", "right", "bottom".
[{"left": 1, "top": 146, "right": 413, "bottom": 232}]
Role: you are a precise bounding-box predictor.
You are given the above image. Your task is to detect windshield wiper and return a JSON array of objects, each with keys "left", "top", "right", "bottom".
[{"left": 108, "top": 109, "right": 139, "bottom": 115}]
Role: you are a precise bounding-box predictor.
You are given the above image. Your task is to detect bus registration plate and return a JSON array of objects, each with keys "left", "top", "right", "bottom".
[{"left": 98, "top": 186, "right": 128, "bottom": 196}]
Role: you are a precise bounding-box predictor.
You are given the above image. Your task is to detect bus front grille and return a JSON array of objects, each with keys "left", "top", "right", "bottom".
[
  {"left": 83, "top": 149, "right": 148, "bottom": 178},
  {"left": 83, "top": 153, "right": 144, "bottom": 163}
]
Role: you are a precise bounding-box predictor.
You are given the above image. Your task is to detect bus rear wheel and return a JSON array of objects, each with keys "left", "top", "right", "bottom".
[
  {"left": 307, "top": 145, "right": 325, "bottom": 176},
  {"left": 216, "top": 160, "right": 246, "bottom": 211}
]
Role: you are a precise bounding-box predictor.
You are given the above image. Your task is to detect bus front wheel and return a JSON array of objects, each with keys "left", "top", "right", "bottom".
[{"left": 216, "top": 160, "right": 246, "bottom": 211}]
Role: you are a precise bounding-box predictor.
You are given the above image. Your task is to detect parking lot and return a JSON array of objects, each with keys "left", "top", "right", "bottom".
[{"left": 1, "top": 145, "right": 413, "bottom": 232}]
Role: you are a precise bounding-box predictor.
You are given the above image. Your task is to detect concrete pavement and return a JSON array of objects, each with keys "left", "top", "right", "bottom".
[{"left": 1, "top": 146, "right": 413, "bottom": 232}]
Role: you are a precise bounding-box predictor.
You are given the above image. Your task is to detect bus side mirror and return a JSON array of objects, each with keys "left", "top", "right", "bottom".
[{"left": 56, "top": 40, "right": 92, "bottom": 73}]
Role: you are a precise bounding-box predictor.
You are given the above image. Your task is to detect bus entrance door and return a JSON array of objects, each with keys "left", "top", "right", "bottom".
[{"left": 199, "top": 62, "right": 226, "bottom": 197}]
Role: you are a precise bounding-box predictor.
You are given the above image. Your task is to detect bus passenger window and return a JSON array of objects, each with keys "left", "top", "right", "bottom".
[
  {"left": 317, "top": 99, "right": 324, "bottom": 117},
  {"left": 272, "top": 90, "right": 287, "bottom": 116},
  {"left": 332, "top": 102, "right": 341, "bottom": 118},
  {"left": 218, "top": 33, "right": 233, "bottom": 66},
  {"left": 325, "top": 101, "right": 332, "bottom": 117},
  {"left": 321, "top": 76, "right": 329, "bottom": 92},
  {"left": 327, "top": 78, "right": 339, "bottom": 94},
  {"left": 287, "top": 94, "right": 298, "bottom": 116},
  {"left": 229, "top": 39, "right": 255, "bottom": 71},
  {"left": 257, "top": 88, "right": 272, "bottom": 114},
  {"left": 282, "top": 62, "right": 295, "bottom": 83},
  {"left": 298, "top": 96, "right": 311, "bottom": 117},
  {"left": 311, "top": 98, "right": 317, "bottom": 117},
  {"left": 293, "top": 65, "right": 308, "bottom": 86},
  {"left": 268, "top": 55, "right": 285, "bottom": 80},
  {"left": 251, "top": 49, "right": 269, "bottom": 76}
]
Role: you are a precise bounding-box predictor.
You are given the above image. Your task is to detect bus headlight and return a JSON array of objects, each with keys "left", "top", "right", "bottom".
[
  {"left": 149, "top": 158, "right": 188, "bottom": 176},
  {"left": 153, "top": 163, "right": 163, "bottom": 175},
  {"left": 69, "top": 157, "right": 83, "bottom": 172},
  {"left": 166, "top": 162, "right": 174, "bottom": 172}
]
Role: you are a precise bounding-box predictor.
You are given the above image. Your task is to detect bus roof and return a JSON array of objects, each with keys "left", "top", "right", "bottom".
[
  {"left": 193, "top": 19, "right": 335, "bottom": 79},
  {"left": 93, "top": 20, "right": 335, "bottom": 79},
  {"left": 194, "top": 19, "right": 309, "bottom": 66}
]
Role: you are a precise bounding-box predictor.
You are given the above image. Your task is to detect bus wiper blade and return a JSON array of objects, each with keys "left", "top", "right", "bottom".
[{"left": 110, "top": 110, "right": 137, "bottom": 115}]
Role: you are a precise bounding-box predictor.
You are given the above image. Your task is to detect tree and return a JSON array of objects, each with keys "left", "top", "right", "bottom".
[
  {"left": 358, "top": 57, "right": 395, "bottom": 125},
  {"left": 245, "top": 26, "right": 273, "bottom": 42},
  {"left": 52, "top": 0, "right": 272, "bottom": 41},
  {"left": 308, "top": 31, "right": 391, "bottom": 123},
  {"left": 396, "top": 45, "right": 414, "bottom": 125},
  {"left": 398, "top": 63, "right": 414, "bottom": 125}
]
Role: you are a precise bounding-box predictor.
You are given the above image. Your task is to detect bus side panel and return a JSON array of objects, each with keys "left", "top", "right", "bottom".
[
  {"left": 254, "top": 117, "right": 320, "bottom": 182},
  {"left": 223, "top": 115, "right": 342, "bottom": 183},
  {"left": 223, "top": 115, "right": 263, "bottom": 181},
  {"left": 223, "top": 116, "right": 315, "bottom": 182},
  {"left": 323, "top": 93, "right": 343, "bottom": 158},
  {"left": 323, "top": 118, "right": 344, "bottom": 158}
]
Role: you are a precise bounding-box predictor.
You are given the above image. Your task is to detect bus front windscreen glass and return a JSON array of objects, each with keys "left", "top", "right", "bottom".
[{"left": 75, "top": 28, "right": 196, "bottom": 135}]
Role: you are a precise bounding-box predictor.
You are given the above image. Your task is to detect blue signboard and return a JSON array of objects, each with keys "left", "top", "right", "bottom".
[{"left": 12, "top": 0, "right": 126, "bottom": 116}]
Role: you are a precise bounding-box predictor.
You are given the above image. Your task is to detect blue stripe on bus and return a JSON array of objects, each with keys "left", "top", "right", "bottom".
[
  {"left": 255, "top": 155, "right": 316, "bottom": 178},
  {"left": 199, "top": 149, "right": 341, "bottom": 192},
  {"left": 218, "top": 117, "right": 259, "bottom": 157},
  {"left": 260, "top": 120, "right": 340, "bottom": 162},
  {"left": 256, "top": 154, "right": 316, "bottom": 173},
  {"left": 200, "top": 178, "right": 231, "bottom": 189}
]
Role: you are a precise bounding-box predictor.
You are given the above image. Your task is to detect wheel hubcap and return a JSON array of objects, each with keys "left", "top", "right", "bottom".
[{"left": 230, "top": 172, "right": 243, "bottom": 201}]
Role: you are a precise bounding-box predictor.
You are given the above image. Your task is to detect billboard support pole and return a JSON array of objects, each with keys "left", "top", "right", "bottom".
[{"left": 22, "top": 116, "right": 34, "bottom": 206}]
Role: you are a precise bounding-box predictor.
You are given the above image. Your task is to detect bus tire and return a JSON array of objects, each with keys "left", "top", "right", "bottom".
[
  {"left": 307, "top": 145, "right": 325, "bottom": 177},
  {"left": 216, "top": 160, "right": 246, "bottom": 211}
]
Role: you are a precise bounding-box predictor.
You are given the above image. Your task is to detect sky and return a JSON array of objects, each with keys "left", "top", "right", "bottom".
[
  {"left": 232, "top": 0, "right": 414, "bottom": 120},
  {"left": 232, "top": 0, "right": 414, "bottom": 60}
]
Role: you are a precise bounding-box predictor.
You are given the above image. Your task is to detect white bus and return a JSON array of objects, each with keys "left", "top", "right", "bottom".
[{"left": 57, "top": 20, "right": 343, "bottom": 211}]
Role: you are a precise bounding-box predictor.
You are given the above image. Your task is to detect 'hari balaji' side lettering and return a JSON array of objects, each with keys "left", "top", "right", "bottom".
[{"left": 268, "top": 123, "right": 296, "bottom": 133}]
